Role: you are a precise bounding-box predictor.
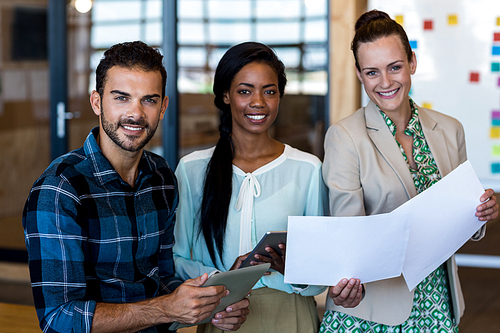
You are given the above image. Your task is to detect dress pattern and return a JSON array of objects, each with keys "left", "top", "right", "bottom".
[
  {"left": 381, "top": 99, "right": 441, "bottom": 193},
  {"left": 319, "top": 100, "right": 458, "bottom": 333}
]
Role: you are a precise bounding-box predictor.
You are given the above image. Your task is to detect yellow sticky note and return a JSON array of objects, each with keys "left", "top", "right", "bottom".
[
  {"left": 492, "top": 145, "right": 500, "bottom": 156},
  {"left": 422, "top": 102, "right": 432, "bottom": 109},
  {"left": 497, "top": 17, "right": 500, "bottom": 26},
  {"left": 395, "top": 15, "right": 404, "bottom": 25},
  {"left": 448, "top": 14, "right": 458, "bottom": 25},
  {"left": 490, "top": 127, "right": 500, "bottom": 138}
]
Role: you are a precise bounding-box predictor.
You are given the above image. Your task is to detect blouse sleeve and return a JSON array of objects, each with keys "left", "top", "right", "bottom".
[
  {"left": 173, "top": 160, "right": 219, "bottom": 280},
  {"left": 305, "top": 161, "right": 329, "bottom": 217}
]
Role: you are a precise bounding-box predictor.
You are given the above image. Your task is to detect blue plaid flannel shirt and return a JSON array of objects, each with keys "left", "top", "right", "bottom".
[{"left": 23, "top": 127, "right": 183, "bottom": 333}]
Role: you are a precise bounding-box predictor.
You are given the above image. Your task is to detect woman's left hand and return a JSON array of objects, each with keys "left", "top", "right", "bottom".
[
  {"left": 328, "top": 278, "right": 363, "bottom": 308},
  {"left": 253, "top": 243, "right": 286, "bottom": 275},
  {"left": 476, "top": 189, "right": 499, "bottom": 221}
]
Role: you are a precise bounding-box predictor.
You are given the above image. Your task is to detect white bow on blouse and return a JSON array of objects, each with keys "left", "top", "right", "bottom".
[{"left": 235, "top": 172, "right": 261, "bottom": 255}]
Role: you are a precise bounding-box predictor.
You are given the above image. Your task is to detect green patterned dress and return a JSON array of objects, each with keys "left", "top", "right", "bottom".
[{"left": 320, "top": 100, "right": 459, "bottom": 333}]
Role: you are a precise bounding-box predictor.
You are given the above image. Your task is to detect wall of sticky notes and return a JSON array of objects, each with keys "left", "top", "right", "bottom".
[{"left": 365, "top": 0, "right": 500, "bottom": 189}]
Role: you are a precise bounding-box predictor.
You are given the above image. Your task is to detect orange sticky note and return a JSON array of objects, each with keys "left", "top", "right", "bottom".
[
  {"left": 395, "top": 15, "right": 404, "bottom": 25},
  {"left": 422, "top": 102, "right": 432, "bottom": 109},
  {"left": 490, "top": 128, "right": 500, "bottom": 138},
  {"left": 448, "top": 14, "right": 458, "bottom": 25}
]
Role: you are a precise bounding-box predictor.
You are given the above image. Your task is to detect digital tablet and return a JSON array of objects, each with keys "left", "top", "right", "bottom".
[
  {"left": 168, "top": 263, "right": 270, "bottom": 330},
  {"left": 239, "top": 231, "right": 287, "bottom": 269}
]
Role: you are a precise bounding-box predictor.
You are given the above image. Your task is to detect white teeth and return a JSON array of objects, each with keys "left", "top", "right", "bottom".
[
  {"left": 123, "top": 125, "right": 142, "bottom": 131},
  {"left": 247, "top": 114, "right": 266, "bottom": 120},
  {"left": 379, "top": 89, "right": 398, "bottom": 97}
]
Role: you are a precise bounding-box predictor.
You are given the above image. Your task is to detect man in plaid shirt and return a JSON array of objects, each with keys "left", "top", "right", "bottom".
[{"left": 23, "top": 41, "right": 249, "bottom": 333}]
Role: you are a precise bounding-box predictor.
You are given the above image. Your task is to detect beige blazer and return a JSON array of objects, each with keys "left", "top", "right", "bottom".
[{"left": 322, "top": 100, "right": 485, "bottom": 325}]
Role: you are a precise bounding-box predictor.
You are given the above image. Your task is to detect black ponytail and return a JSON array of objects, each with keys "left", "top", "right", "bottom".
[{"left": 199, "top": 108, "right": 234, "bottom": 267}]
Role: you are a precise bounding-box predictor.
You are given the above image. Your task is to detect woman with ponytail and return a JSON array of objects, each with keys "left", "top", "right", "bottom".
[
  {"left": 320, "top": 10, "right": 498, "bottom": 333},
  {"left": 173, "top": 41, "right": 328, "bottom": 333}
]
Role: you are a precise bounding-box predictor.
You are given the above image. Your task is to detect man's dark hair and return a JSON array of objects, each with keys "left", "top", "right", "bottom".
[{"left": 95, "top": 41, "right": 167, "bottom": 98}]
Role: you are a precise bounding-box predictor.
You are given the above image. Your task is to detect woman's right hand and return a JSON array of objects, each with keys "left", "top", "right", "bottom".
[
  {"left": 230, "top": 253, "right": 251, "bottom": 270},
  {"left": 230, "top": 252, "right": 273, "bottom": 275},
  {"left": 328, "top": 278, "right": 363, "bottom": 308}
]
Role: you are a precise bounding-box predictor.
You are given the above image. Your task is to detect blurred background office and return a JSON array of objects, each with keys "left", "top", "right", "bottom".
[{"left": 0, "top": 1, "right": 499, "bottom": 332}]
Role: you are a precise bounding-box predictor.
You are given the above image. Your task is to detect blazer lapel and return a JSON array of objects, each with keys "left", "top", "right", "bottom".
[
  {"left": 419, "top": 107, "right": 453, "bottom": 176},
  {"left": 365, "top": 100, "right": 417, "bottom": 199}
]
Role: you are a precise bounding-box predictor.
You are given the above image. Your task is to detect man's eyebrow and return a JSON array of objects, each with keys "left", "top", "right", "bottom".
[
  {"left": 109, "top": 91, "right": 161, "bottom": 99},
  {"left": 110, "top": 90, "right": 131, "bottom": 97},
  {"left": 143, "top": 94, "right": 161, "bottom": 99}
]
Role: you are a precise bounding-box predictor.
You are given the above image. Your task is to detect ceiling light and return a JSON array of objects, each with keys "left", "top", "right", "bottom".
[{"left": 74, "top": 0, "right": 92, "bottom": 14}]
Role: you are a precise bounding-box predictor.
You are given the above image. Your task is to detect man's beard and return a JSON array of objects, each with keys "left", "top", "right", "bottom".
[{"left": 100, "top": 103, "right": 159, "bottom": 153}]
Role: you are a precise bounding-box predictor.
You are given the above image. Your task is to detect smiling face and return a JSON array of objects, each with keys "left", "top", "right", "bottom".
[
  {"left": 90, "top": 66, "right": 168, "bottom": 156},
  {"left": 223, "top": 61, "right": 280, "bottom": 138},
  {"left": 356, "top": 34, "right": 416, "bottom": 116}
]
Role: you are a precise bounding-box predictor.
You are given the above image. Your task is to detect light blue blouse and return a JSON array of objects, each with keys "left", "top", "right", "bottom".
[{"left": 173, "top": 144, "right": 328, "bottom": 296}]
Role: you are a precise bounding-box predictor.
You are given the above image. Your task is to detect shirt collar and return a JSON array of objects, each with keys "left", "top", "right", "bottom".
[{"left": 83, "top": 127, "right": 154, "bottom": 186}]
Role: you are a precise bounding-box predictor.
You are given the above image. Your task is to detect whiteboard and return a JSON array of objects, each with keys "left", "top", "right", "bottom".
[{"left": 365, "top": 0, "right": 500, "bottom": 190}]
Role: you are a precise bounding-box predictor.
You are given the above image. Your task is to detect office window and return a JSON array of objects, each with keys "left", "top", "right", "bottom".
[
  {"left": 177, "top": 0, "right": 329, "bottom": 96},
  {"left": 90, "top": 0, "right": 162, "bottom": 60}
]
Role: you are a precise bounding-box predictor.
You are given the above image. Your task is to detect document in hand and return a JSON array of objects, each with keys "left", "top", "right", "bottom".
[
  {"left": 284, "top": 160, "right": 486, "bottom": 291},
  {"left": 397, "top": 160, "right": 486, "bottom": 290},
  {"left": 284, "top": 212, "right": 412, "bottom": 286}
]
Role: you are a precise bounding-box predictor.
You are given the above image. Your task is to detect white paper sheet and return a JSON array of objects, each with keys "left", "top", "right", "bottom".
[
  {"left": 396, "top": 160, "right": 486, "bottom": 290},
  {"left": 284, "top": 211, "right": 412, "bottom": 286},
  {"left": 284, "top": 161, "right": 486, "bottom": 290}
]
